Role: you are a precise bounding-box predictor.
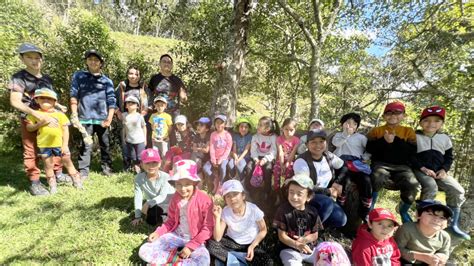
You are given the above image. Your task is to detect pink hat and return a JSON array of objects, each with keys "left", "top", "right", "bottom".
[
  {"left": 169, "top": 160, "right": 200, "bottom": 184},
  {"left": 369, "top": 208, "right": 399, "bottom": 226},
  {"left": 140, "top": 148, "right": 161, "bottom": 163}
]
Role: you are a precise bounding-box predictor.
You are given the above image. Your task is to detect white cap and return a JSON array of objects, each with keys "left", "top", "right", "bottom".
[
  {"left": 222, "top": 180, "right": 244, "bottom": 196},
  {"left": 309, "top": 118, "right": 325, "bottom": 128},
  {"left": 174, "top": 115, "right": 187, "bottom": 124}
]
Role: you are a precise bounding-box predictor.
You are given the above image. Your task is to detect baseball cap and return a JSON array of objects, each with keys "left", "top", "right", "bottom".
[
  {"left": 222, "top": 180, "right": 244, "bottom": 196},
  {"left": 34, "top": 88, "right": 57, "bottom": 101},
  {"left": 18, "top": 43, "right": 42, "bottom": 56},
  {"left": 420, "top": 106, "right": 445, "bottom": 121},
  {"left": 154, "top": 96, "right": 168, "bottom": 104},
  {"left": 384, "top": 101, "right": 405, "bottom": 114},
  {"left": 84, "top": 49, "right": 104, "bottom": 63},
  {"left": 369, "top": 208, "right": 399, "bottom": 226},
  {"left": 309, "top": 118, "right": 325, "bottom": 128},
  {"left": 125, "top": 95, "right": 139, "bottom": 104},
  {"left": 140, "top": 148, "right": 161, "bottom": 163},
  {"left": 284, "top": 173, "right": 314, "bottom": 189},
  {"left": 306, "top": 129, "right": 327, "bottom": 142},
  {"left": 175, "top": 115, "right": 187, "bottom": 125},
  {"left": 416, "top": 199, "right": 453, "bottom": 218},
  {"left": 194, "top": 117, "right": 211, "bottom": 125},
  {"left": 214, "top": 114, "right": 227, "bottom": 123}
]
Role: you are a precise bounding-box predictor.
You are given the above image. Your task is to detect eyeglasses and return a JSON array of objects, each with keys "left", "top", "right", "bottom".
[{"left": 384, "top": 111, "right": 404, "bottom": 116}]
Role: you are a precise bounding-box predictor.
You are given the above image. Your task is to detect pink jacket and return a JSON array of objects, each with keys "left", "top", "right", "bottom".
[
  {"left": 209, "top": 130, "right": 232, "bottom": 164},
  {"left": 154, "top": 189, "right": 214, "bottom": 250}
]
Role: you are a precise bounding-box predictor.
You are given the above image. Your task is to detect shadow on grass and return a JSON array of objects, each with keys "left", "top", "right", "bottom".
[
  {"left": 95, "top": 196, "right": 134, "bottom": 212},
  {"left": 129, "top": 238, "right": 148, "bottom": 264},
  {"left": 0, "top": 151, "right": 31, "bottom": 195}
]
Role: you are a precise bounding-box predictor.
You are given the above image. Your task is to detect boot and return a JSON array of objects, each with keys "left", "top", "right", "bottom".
[
  {"left": 370, "top": 191, "right": 378, "bottom": 210},
  {"left": 399, "top": 201, "right": 413, "bottom": 223},
  {"left": 447, "top": 206, "right": 471, "bottom": 240}
]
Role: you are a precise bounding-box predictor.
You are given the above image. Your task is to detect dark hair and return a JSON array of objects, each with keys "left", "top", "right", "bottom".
[
  {"left": 286, "top": 180, "right": 314, "bottom": 198},
  {"left": 340, "top": 113, "right": 361, "bottom": 128},
  {"left": 160, "top": 54, "right": 173, "bottom": 63},
  {"left": 417, "top": 206, "right": 450, "bottom": 219},
  {"left": 281, "top": 118, "right": 297, "bottom": 129},
  {"left": 258, "top": 116, "right": 279, "bottom": 135}
]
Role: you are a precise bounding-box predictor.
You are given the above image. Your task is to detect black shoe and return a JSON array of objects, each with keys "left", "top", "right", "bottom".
[
  {"left": 102, "top": 168, "right": 113, "bottom": 177},
  {"left": 55, "top": 172, "right": 73, "bottom": 185},
  {"left": 30, "top": 183, "right": 50, "bottom": 196}
]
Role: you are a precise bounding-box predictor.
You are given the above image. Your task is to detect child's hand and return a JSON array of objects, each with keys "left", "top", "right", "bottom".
[
  {"left": 141, "top": 202, "right": 149, "bottom": 215},
  {"left": 293, "top": 236, "right": 312, "bottom": 254},
  {"left": 101, "top": 118, "right": 112, "bottom": 128},
  {"left": 148, "top": 232, "right": 159, "bottom": 242},
  {"left": 131, "top": 218, "right": 142, "bottom": 226},
  {"left": 436, "top": 169, "right": 447, "bottom": 179},
  {"left": 383, "top": 130, "right": 395, "bottom": 143},
  {"left": 343, "top": 123, "right": 355, "bottom": 135},
  {"left": 415, "top": 253, "right": 442, "bottom": 265},
  {"left": 178, "top": 247, "right": 192, "bottom": 259},
  {"left": 421, "top": 167, "right": 437, "bottom": 178},
  {"left": 259, "top": 159, "right": 266, "bottom": 166},
  {"left": 331, "top": 183, "right": 343, "bottom": 196},
  {"left": 246, "top": 244, "right": 256, "bottom": 261},
  {"left": 212, "top": 205, "right": 222, "bottom": 218},
  {"left": 328, "top": 187, "right": 339, "bottom": 199}
]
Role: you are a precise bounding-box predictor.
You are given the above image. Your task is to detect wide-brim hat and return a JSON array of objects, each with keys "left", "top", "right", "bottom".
[
  {"left": 168, "top": 160, "right": 200, "bottom": 185},
  {"left": 34, "top": 88, "right": 57, "bottom": 101}
]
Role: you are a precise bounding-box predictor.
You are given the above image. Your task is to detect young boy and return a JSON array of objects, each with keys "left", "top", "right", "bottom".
[
  {"left": 122, "top": 95, "right": 147, "bottom": 173},
  {"left": 395, "top": 200, "right": 453, "bottom": 265},
  {"left": 131, "top": 148, "right": 175, "bottom": 226},
  {"left": 191, "top": 116, "right": 211, "bottom": 171},
  {"left": 70, "top": 49, "right": 116, "bottom": 178},
  {"left": 411, "top": 106, "right": 469, "bottom": 240},
  {"left": 366, "top": 101, "right": 419, "bottom": 223},
  {"left": 297, "top": 118, "right": 324, "bottom": 155},
  {"left": 149, "top": 96, "right": 173, "bottom": 159},
  {"left": 272, "top": 174, "right": 323, "bottom": 265},
  {"left": 25, "top": 88, "right": 83, "bottom": 194},
  {"left": 9, "top": 43, "right": 70, "bottom": 195},
  {"left": 351, "top": 208, "right": 401, "bottom": 265}
]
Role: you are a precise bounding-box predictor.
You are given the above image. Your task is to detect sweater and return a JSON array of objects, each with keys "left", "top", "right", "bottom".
[
  {"left": 332, "top": 132, "right": 370, "bottom": 160},
  {"left": 250, "top": 133, "right": 277, "bottom": 162},
  {"left": 209, "top": 130, "right": 232, "bottom": 164},
  {"left": 134, "top": 172, "right": 175, "bottom": 218},
  {"left": 411, "top": 131, "right": 453, "bottom": 172},
  {"left": 366, "top": 124, "right": 416, "bottom": 165}
]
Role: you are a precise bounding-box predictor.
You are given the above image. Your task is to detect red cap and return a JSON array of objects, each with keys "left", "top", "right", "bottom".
[
  {"left": 384, "top": 101, "right": 405, "bottom": 113},
  {"left": 420, "top": 106, "right": 445, "bottom": 121},
  {"left": 140, "top": 148, "right": 161, "bottom": 164},
  {"left": 369, "top": 208, "right": 399, "bottom": 226}
]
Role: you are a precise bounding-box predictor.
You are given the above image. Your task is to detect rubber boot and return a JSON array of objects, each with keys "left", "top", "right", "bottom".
[
  {"left": 369, "top": 191, "right": 378, "bottom": 210},
  {"left": 447, "top": 206, "right": 471, "bottom": 240},
  {"left": 399, "top": 201, "right": 413, "bottom": 223}
]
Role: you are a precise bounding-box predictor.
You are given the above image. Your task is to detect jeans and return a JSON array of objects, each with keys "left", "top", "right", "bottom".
[
  {"left": 310, "top": 193, "right": 347, "bottom": 228},
  {"left": 215, "top": 252, "right": 248, "bottom": 266},
  {"left": 414, "top": 169, "right": 465, "bottom": 208},
  {"left": 78, "top": 124, "right": 112, "bottom": 175}
]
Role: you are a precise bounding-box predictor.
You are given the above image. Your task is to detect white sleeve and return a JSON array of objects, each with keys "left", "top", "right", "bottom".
[
  {"left": 330, "top": 153, "right": 344, "bottom": 169},
  {"left": 332, "top": 132, "right": 348, "bottom": 148},
  {"left": 293, "top": 158, "right": 310, "bottom": 175}
]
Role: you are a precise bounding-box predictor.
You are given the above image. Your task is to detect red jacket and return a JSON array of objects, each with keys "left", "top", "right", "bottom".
[
  {"left": 352, "top": 224, "right": 401, "bottom": 266},
  {"left": 154, "top": 189, "right": 214, "bottom": 250}
]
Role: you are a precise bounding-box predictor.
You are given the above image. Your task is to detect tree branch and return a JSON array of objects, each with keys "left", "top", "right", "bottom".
[
  {"left": 321, "top": 0, "right": 342, "bottom": 43},
  {"left": 312, "top": 0, "right": 323, "bottom": 42},
  {"left": 277, "top": 0, "right": 317, "bottom": 50}
]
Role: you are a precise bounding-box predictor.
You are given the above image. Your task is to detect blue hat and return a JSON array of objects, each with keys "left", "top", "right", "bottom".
[
  {"left": 306, "top": 130, "right": 327, "bottom": 142},
  {"left": 214, "top": 114, "right": 227, "bottom": 122},
  {"left": 18, "top": 43, "right": 42, "bottom": 56},
  {"left": 195, "top": 117, "right": 211, "bottom": 124},
  {"left": 416, "top": 200, "right": 453, "bottom": 218}
]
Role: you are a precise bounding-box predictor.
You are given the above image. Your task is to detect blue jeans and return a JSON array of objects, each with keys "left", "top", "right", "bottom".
[
  {"left": 215, "top": 251, "right": 248, "bottom": 266},
  {"left": 310, "top": 193, "right": 347, "bottom": 227}
]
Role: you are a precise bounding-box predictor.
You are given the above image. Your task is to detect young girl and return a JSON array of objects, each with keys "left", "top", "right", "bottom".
[
  {"left": 122, "top": 96, "right": 147, "bottom": 173},
  {"left": 191, "top": 117, "right": 211, "bottom": 171},
  {"left": 273, "top": 118, "right": 299, "bottom": 191},
  {"left": 138, "top": 160, "right": 214, "bottom": 265},
  {"left": 207, "top": 180, "right": 273, "bottom": 265},
  {"left": 203, "top": 115, "right": 233, "bottom": 195},
  {"left": 162, "top": 115, "right": 195, "bottom": 172},
  {"left": 244, "top": 116, "right": 278, "bottom": 214},
  {"left": 229, "top": 117, "right": 253, "bottom": 180}
]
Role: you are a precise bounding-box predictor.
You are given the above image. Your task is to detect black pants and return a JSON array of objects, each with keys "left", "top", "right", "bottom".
[
  {"left": 144, "top": 194, "right": 172, "bottom": 226},
  {"left": 78, "top": 124, "right": 112, "bottom": 175},
  {"left": 244, "top": 159, "right": 275, "bottom": 214},
  {"left": 206, "top": 236, "right": 274, "bottom": 266}
]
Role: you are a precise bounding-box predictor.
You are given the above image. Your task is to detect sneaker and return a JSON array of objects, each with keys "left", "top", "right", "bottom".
[
  {"left": 102, "top": 168, "right": 113, "bottom": 177},
  {"left": 55, "top": 172, "right": 73, "bottom": 185},
  {"left": 30, "top": 182, "right": 50, "bottom": 196},
  {"left": 48, "top": 178, "right": 58, "bottom": 194},
  {"left": 71, "top": 173, "right": 83, "bottom": 189}
]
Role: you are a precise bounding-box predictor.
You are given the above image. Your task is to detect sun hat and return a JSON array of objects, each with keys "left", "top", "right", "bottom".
[
  {"left": 369, "top": 208, "right": 399, "bottom": 226},
  {"left": 140, "top": 148, "right": 161, "bottom": 163},
  {"left": 34, "top": 88, "right": 57, "bottom": 101},
  {"left": 168, "top": 160, "right": 200, "bottom": 184},
  {"left": 222, "top": 180, "right": 244, "bottom": 196}
]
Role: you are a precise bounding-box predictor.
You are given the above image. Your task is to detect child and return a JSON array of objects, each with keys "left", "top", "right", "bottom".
[
  {"left": 332, "top": 113, "right": 372, "bottom": 221},
  {"left": 149, "top": 96, "right": 173, "bottom": 159},
  {"left": 411, "top": 106, "right": 470, "bottom": 240},
  {"left": 272, "top": 174, "right": 323, "bottom": 265},
  {"left": 351, "top": 208, "right": 401, "bottom": 266},
  {"left": 395, "top": 200, "right": 452, "bottom": 265},
  {"left": 70, "top": 49, "right": 116, "bottom": 178},
  {"left": 228, "top": 117, "right": 253, "bottom": 180},
  {"left": 297, "top": 118, "right": 324, "bottom": 155},
  {"left": 273, "top": 118, "right": 299, "bottom": 191},
  {"left": 366, "top": 101, "right": 419, "bottom": 223},
  {"left": 132, "top": 148, "right": 175, "bottom": 226},
  {"left": 25, "top": 88, "right": 83, "bottom": 194},
  {"left": 203, "top": 115, "right": 233, "bottom": 195},
  {"left": 122, "top": 96, "right": 147, "bottom": 173},
  {"left": 207, "top": 180, "right": 273, "bottom": 265},
  {"left": 162, "top": 115, "right": 195, "bottom": 172},
  {"left": 191, "top": 117, "right": 211, "bottom": 171},
  {"left": 244, "top": 116, "right": 278, "bottom": 213},
  {"left": 314, "top": 242, "right": 351, "bottom": 265},
  {"left": 138, "top": 160, "right": 214, "bottom": 265}
]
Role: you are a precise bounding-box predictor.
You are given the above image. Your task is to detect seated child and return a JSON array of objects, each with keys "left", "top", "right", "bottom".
[
  {"left": 273, "top": 174, "right": 323, "bottom": 265},
  {"left": 352, "top": 208, "right": 401, "bottom": 266},
  {"left": 411, "top": 106, "right": 470, "bottom": 240},
  {"left": 297, "top": 118, "right": 324, "bottom": 155},
  {"left": 207, "top": 180, "right": 273, "bottom": 265},
  {"left": 149, "top": 96, "right": 173, "bottom": 158},
  {"left": 203, "top": 115, "right": 232, "bottom": 194},
  {"left": 26, "top": 88, "right": 83, "bottom": 194},
  {"left": 395, "top": 200, "right": 452, "bottom": 265},
  {"left": 122, "top": 95, "right": 147, "bottom": 173},
  {"left": 332, "top": 112, "right": 372, "bottom": 221},
  {"left": 229, "top": 117, "right": 253, "bottom": 180},
  {"left": 273, "top": 118, "right": 299, "bottom": 191},
  {"left": 138, "top": 160, "right": 214, "bottom": 265},
  {"left": 163, "top": 115, "right": 195, "bottom": 172},
  {"left": 132, "top": 149, "right": 175, "bottom": 227},
  {"left": 191, "top": 116, "right": 211, "bottom": 171}
]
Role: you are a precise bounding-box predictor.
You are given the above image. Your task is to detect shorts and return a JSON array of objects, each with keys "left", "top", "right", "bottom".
[{"left": 38, "top": 147, "right": 62, "bottom": 158}]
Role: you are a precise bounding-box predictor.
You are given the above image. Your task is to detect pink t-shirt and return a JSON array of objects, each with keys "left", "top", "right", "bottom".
[
  {"left": 210, "top": 130, "right": 233, "bottom": 164},
  {"left": 277, "top": 135, "right": 300, "bottom": 161}
]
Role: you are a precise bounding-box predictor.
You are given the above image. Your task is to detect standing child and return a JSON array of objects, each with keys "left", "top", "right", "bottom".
[
  {"left": 351, "top": 208, "right": 401, "bottom": 266},
  {"left": 297, "top": 118, "right": 324, "bottom": 155},
  {"left": 149, "top": 96, "right": 173, "bottom": 158},
  {"left": 25, "top": 88, "right": 83, "bottom": 194},
  {"left": 203, "top": 115, "right": 233, "bottom": 195},
  {"left": 395, "top": 200, "right": 452, "bottom": 265},
  {"left": 123, "top": 96, "right": 147, "bottom": 173},
  {"left": 191, "top": 117, "right": 211, "bottom": 171},
  {"left": 228, "top": 117, "right": 253, "bottom": 180},
  {"left": 138, "top": 160, "right": 214, "bottom": 265},
  {"left": 273, "top": 118, "right": 300, "bottom": 191},
  {"left": 162, "top": 115, "right": 195, "bottom": 172},
  {"left": 207, "top": 180, "right": 273, "bottom": 265},
  {"left": 411, "top": 106, "right": 470, "bottom": 240},
  {"left": 132, "top": 149, "right": 175, "bottom": 226},
  {"left": 272, "top": 174, "right": 323, "bottom": 265}
]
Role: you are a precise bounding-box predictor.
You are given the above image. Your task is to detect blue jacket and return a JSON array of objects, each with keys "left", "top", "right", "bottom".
[{"left": 70, "top": 70, "right": 116, "bottom": 121}]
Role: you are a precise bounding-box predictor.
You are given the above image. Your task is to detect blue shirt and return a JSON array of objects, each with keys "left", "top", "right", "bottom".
[{"left": 232, "top": 133, "right": 252, "bottom": 159}]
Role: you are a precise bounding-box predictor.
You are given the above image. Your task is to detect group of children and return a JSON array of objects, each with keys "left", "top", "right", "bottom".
[{"left": 9, "top": 42, "right": 470, "bottom": 265}]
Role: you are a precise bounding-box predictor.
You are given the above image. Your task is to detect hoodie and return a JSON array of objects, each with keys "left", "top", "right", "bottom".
[{"left": 351, "top": 224, "right": 401, "bottom": 266}]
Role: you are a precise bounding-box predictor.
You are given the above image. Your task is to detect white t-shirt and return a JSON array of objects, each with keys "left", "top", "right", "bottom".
[
  {"left": 293, "top": 155, "right": 344, "bottom": 188},
  {"left": 222, "top": 202, "right": 264, "bottom": 245},
  {"left": 123, "top": 112, "right": 146, "bottom": 144}
]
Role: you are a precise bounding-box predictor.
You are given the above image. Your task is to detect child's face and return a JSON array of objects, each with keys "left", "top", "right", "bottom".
[
  {"left": 214, "top": 119, "right": 225, "bottom": 132},
  {"left": 224, "top": 192, "right": 245, "bottom": 210},
  {"left": 257, "top": 121, "right": 271, "bottom": 135},
  {"left": 154, "top": 101, "right": 167, "bottom": 113},
  {"left": 309, "top": 122, "right": 323, "bottom": 131},
  {"left": 159, "top": 56, "right": 173, "bottom": 73},
  {"left": 126, "top": 101, "right": 138, "bottom": 111},
  {"left": 36, "top": 96, "right": 56, "bottom": 111},
  {"left": 287, "top": 183, "right": 310, "bottom": 210},
  {"left": 175, "top": 122, "right": 187, "bottom": 132},
  {"left": 420, "top": 116, "right": 443, "bottom": 135},
  {"left": 307, "top": 137, "right": 326, "bottom": 158},
  {"left": 238, "top": 123, "right": 249, "bottom": 136},
  {"left": 282, "top": 123, "right": 296, "bottom": 138},
  {"left": 20, "top": 52, "right": 42, "bottom": 71},
  {"left": 196, "top": 123, "right": 209, "bottom": 134},
  {"left": 86, "top": 55, "right": 102, "bottom": 73},
  {"left": 342, "top": 119, "right": 358, "bottom": 131},
  {"left": 383, "top": 111, "right": 405, "bottom": 126},
  {"left": 368, "top": 219, "right": 397, "bottom": 241},
  {"left": 127, "top": 68, "right": 140, "bottom": 84},
  {"left": 141, "top": 161, "right": 161, "bottom": 175},
  {"left": 175, "top": 179, "right": 195, "bottom": 200},
  {"left": 417, "top": 210, "right": 448, "bottom": 231}
]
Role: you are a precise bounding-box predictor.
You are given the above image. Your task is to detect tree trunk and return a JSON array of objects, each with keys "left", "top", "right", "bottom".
[
  {"left": 210, "top": 0, "right": 252, "bottom": 126},
  {"left": 309, "top": 47, "right": 321, "bottom": 120}
]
